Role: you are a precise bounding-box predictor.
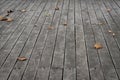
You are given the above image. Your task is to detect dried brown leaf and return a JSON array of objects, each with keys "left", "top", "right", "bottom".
[
  {"left": 55, "top": 6, "right": 59, "bottom": 10},
  {"left": 0, "top": 16, "right": 8, "bottom": 21},
  {"left": 94, "top": 43, "right": 103, "bottom": 49},
  {"left": 17, "top": 57, "right": 27, "bottom": 61},
  {"left": 63, "top": 22, "right": 67, "bottom": 26},
  {"left": 6, "top": 18, "right": 13, "bottom": 22},
  {"left": 48, "top": 26, "right": 54, "bottom": 30}
]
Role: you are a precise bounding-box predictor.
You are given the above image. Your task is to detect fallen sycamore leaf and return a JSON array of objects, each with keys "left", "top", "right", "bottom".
[
  {"left": 17, "top": 57, "right": 27, "bottom": 61},
  {"left": 55, "top": 6, "right": 59, "bottom": 10},
  {"left": 6, "top": 18, "right": 13, "bottom": 22},
  {"left": 48, "top": 26, "right": 54, "bottom": 30},
  {"left": 94, "top": 43, "right": 103, "bottom": 49}
]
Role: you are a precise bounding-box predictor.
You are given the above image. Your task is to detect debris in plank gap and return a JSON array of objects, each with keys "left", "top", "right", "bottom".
[
  {"left": 0, "top": 16, "right": 7, "bottom": 21},
  {"left": 45, "top": 11, "right": 51, "bottom": 17},
  {"left": 98, "top": 22, "right": 106, "bottom": 25},
  {"left": 112, "top": 33, "right": 115, "bottom": 37},
  {"left": 55, "top": 6, "right": 59, "bottom": 10},
  {"left": 48, "top": 26, "right": 54, "bottom": 30},
  {"left": 34, "top": 24, "right": 37, "bottom": 27},
  {"left": 7, "top": 10, "right": 14, "bottom": 13},
  {"left": 106, "top": 8, "right": 111, "bottom": 12},
  {"left": 6, "top": 18, "right": 13, "bottom": 22},
  {"left": 63, "top": 22, "right": 67, "bottom": 26},
  {"left": 17, "top": 57, "right": 27, "bottom": 61},
  {"left": 94, "top": 43, "right": 103, "bottom": 49},
  {"left": 5, "top": 13, "right": 10, "bottom": 17},
  {"left": 21, "top": 9, "right": 26, "bottom": 12},
  {"left": 0, "top": 16, "right": 13, "bottom": 22},
  {"left": 108, "top": 30, "right": 112, "bottom": 33},
  {"left": 98, "top": 22, "right": 103, "bottom": 25}
]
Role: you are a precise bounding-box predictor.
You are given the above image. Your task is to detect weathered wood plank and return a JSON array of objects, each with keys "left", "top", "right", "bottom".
[
  {"left": 0, "top": 0, "right": 35, "bottom": 49},
  {"left": 80, "top": 0, "right": 104, "bottom": 80},
  {"left": 0, "top": 11, "right": 35, "bottom": 80},
  {"left": 32, "top": 0, "right": 61, "bottom": 80},
  {"left": 92, "top": 0, "right": 120, "bottom": 79},
  {"left": 7, "top": 1, "right": 47, "bottom": 80},
  {"left": 0, "top": 0, "right": 120, "bottom": 80},
  {"left": 63, "top": 0, "right": 76, "bottom": 80},
  {"left": 21, "top": 0, "right": 55, "bottom": 80},
  {"left": 99, "top": 0, "right": 120, "bottom": 69},
  {"left": 75, "top": 0, "right": 89, "bottom": 79},
  {"left": 49, "top": 0, "right": 64, "bottom": 80}
]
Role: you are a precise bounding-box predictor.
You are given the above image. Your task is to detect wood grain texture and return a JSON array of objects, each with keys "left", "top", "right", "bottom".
[{"left": 0, "top": 0, "right": 120, "bottom": 80}]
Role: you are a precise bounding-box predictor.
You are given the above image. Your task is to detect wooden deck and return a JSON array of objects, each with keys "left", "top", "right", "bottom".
[{"left": 0, "top": 0, "right": 120, "bottom": 80}]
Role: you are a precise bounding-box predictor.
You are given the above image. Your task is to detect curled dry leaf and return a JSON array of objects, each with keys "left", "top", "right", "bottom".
[
  {"left": 94, "top": 43, "right": 103, "bottom": 49},
  {"left": 55, "top": 6, "right": 59, "bottom": 10},
  {"left": 6, "top": 18, "right": 13, "bottom": 22},
  {"left": 17, "top": 57, "right": 27, "bottom": 61},
  {"left": 48, "top": 26, "right": 54, "bottom": 30}
]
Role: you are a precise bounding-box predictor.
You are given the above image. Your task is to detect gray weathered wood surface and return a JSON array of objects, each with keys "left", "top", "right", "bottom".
[{"left": 0, "top": 0, "right": 120, "bottom": 80}]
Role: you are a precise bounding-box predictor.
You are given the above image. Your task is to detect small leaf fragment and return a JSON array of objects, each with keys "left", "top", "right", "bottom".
[
  {"left": 106, "top": 8, "right": 111, "bottom": 12},
  {"left": 63, "top": 22, "right": 67, "bottom": 26},
  {"left": 21, "top": 9, "right": 26, "bottom": 12},
  {"left": 0, "top": 16, "right": 8, "bottom": 21},
  {"left": 6, "top": 18, "right": 13, "bottom": 22},
  {"left": 108, "top": 30, "right": 112, "bottom": 33},
  {"left": 55, "top": 6, "right": 59, "bottom": 10},
  {"left": 98, "top": 22, "right": 103, "bottom": 25},
  {"left": 5, "top": 13, "right": 10, "bottom": 17},
  {"left": 48, "top": 26, "right": 54, "bottom": 30},
  {"left": 45, "top": 12, "right": 51, "bottom": 17},
  {"left": 17, "top": 57, "right": 27, "bottom": 61},
  {"left": 7, "top": 10, "right": 13, "bottom": 13},
  {"left": 94, "top": 43, "right": 103, "bottom": 49},
  {"left": 98, "top": 22, "right": 106, "bottom": 25},
  {"left": 112, "top": 33, "right": 115, "bottom": 36}
]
